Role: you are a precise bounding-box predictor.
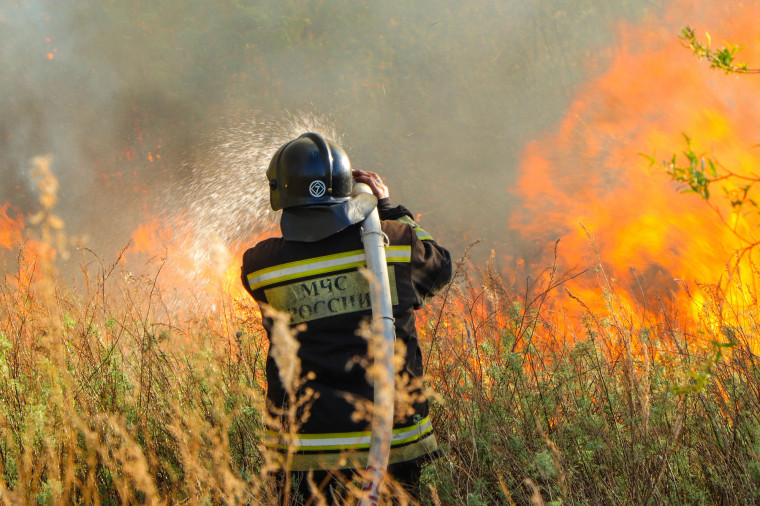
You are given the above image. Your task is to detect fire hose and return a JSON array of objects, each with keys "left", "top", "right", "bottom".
[{"left": 353, "top": 182, "right": 396, "bottom": 506}]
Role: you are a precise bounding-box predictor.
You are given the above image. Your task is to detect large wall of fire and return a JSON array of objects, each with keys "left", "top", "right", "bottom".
[{"left": 2, "top": 1, "right": 759, "bottom": 300}]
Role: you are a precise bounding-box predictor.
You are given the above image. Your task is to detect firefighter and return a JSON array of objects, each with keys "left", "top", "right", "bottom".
[{"left": 241, "top": 133, "right": 452, "bottom": 503}]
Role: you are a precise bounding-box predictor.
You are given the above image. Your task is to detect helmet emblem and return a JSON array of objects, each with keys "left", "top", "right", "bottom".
[{"left": 309, "top": 180, "right": 326, "bottom": 197}]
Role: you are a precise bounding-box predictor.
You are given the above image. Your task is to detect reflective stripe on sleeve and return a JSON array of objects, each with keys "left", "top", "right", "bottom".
[
  {"left": 396, "top": 216, "right": 434, "bottom": 241},
  {"left": 247, "top": 245, "right": 411, "bottom": 291}
]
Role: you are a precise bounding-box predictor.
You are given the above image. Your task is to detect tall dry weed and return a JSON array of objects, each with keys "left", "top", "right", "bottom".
[
  {"left": 419, "top": 238, "right": 760, "bottom": 505},
  {"left": 2, "top": 158, "right": 759, "bottom": 505},
  {"left": 0, "top": 157, "right": 274, "bottom": 504}
]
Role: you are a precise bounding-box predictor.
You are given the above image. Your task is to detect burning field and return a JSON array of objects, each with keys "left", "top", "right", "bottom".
[
  {"left": 508, "top": 2, "right": 760, "bottom": 337},
  {"left": 2, "top": 0, "right": 760, "bottom": 504}
]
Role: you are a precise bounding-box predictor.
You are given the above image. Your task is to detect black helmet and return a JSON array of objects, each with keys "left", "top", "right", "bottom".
[
  {"left": 266, "top": 133, "right": 378, "bottom": 242},
  {"left": 267, "top": 132, "right": 353, "bottom": 211}
]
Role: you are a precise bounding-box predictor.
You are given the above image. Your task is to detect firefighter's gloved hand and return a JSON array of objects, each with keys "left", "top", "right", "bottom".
[{"left": 352, "top": 170, "right": 389, "bottom": 200}]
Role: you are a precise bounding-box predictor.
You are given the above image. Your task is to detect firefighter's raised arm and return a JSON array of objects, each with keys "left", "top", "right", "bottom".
[
  {"left": 352, "top": 169, "right": 389, "bottom": 200},
  {"left": 352, "top": 168, "right": 452, "bottom": 306}
]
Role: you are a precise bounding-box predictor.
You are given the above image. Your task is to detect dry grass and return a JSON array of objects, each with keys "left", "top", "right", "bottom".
[
  {"left": 418, "top": 243, "right": 760, "bottom": 505},
  {"left": 2, "top": 162, "right": 760, "bottom": 504}
]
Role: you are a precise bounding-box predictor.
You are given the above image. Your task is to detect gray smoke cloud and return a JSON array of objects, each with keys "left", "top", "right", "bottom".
[{"left": 0, "top": 0, "right": 662, "bottom": 270}]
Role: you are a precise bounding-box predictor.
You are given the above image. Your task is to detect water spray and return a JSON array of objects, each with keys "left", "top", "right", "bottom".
[{"left": 138, "top": 113, "right": 340, "bottom": 305}]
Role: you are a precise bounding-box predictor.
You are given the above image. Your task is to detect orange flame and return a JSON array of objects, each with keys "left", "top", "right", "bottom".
[
  {"left": 509, "top": 2, "right": 760, "bottom": 330},
  {"left": 125, "top": 215, "right": 276, "bottom": 312},
  {"left": 0, "top": 202, "right": 24, "bottom": 250},
  {"left": 129, "top": 218, "right": 172, "bottom": 254}
]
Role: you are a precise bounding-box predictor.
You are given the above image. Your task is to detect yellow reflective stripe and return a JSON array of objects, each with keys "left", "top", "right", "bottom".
[
  {"left": 248, "top": 246, "right": 411, "bottom": 291},
  {"left": 273, "top": 424, "right": 433, "bottom": 452},
  {"left": 391, "top": 423, "right": 434, "bottom": 446},
  {"left": 283, "top": 442, "right": 366, "bottom": 452},
  {"left": 385, "top": 245, "right": 412, "bottom": 263},
  {"left": 392, "top": 416, "right": 433, "bottom": 442},
  {"left": 247, "top": 249, "right": 365, "bottom": 290},
  {"left": 264, "top": 416, "right": 433, "bottom": 451},
  {"left": 273, "top": 433, "right": 439, "bottom": 472},
  {"left": 415, "top": 230, "right": 434, "bottom": 241},
  {"left": 396, "top": 216, "right": 434, "bottom": 241}
]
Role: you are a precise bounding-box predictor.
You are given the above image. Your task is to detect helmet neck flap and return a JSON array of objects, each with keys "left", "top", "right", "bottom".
[{"left": 280, "top": 192, "right": 377, "bottom": 242}]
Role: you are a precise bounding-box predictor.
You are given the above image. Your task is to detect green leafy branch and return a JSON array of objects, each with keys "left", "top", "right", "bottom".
[
  {"left": 644, "top": 134, "right": 758, "bottom": 208},
  {"left": 660, "top": 134, "right": 717, "bottom": 200},
  {"left": 642, "top": 135, "right": 759, "bottom": 249},
  {"left": 679, "top": 26, "right": 759, "bottom": 74}
]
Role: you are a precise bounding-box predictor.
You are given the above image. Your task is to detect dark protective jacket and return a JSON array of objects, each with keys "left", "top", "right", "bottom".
[{"left": 241, "top": 201, "right": 452, "bottom": 471}]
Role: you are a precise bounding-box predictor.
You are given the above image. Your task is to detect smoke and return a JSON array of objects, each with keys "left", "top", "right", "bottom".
[{"left": 0, "top": 0, "right": 663, "bottom": 269}]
